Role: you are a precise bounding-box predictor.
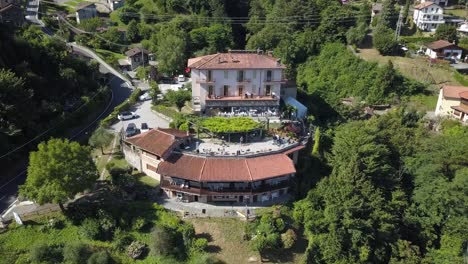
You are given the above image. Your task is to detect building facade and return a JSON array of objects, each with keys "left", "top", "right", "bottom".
[
  {"left": 451, "top": 91, "right": 468, "bottom": 122},
  {"left": 413, "top": 2, "right": 444, "bottom": 32},
  {"left": 188, "top": 51, "right": 287, "bottom": 114},
  {"left": 75, "top": 2, "right": 97, "bottom": 24},
  {"left": 435, "top": 85, "right": 468, "bottom": 118},
  {"left": 118, "top": 47, "right": 149, "bottom": 71},
  {"left": 425, "top": 40, "right": 463, "bottom": 60},
  {"left": 108, "top": 0, "right": 123, "bottom": 11},
  {"left": 123, "top": 127, "right": 304, "bottom": 204}
]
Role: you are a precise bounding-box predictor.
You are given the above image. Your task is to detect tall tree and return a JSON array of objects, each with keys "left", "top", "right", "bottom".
[
  {"left": 89, "top": 127, "right": 113, "bottom": 155},
  {"left": 165, "top": 89, "right": 191, "bottom": 111},
  {"left": 378, "top": 0, "right": 398, "bottom": 29},
  {"left": 126, "top": 20, "right": 140, "bottom": 43},
  {"left": 156, "top": 31, "right": 187, "bottom": 75},
  {"left": 20, "top": 138, "right": 98, "bottom": 211},
  {"left": 434, "top": 24, "right": 458, "bottom": 43}
]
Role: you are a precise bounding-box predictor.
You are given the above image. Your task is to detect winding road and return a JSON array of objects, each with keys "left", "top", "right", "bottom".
[{"left": 0, "top": 39, "right": 134, "bottom": 214}]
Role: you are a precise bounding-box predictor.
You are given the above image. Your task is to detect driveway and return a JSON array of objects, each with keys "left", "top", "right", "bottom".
[
  {"left": 110, "top": 100, "right": 170, "bottom": 132},
  {"left": 159, "top": 79, "right": 191, "bottom": 94}
]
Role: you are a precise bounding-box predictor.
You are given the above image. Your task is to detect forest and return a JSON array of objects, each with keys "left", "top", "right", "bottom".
[{"left": 0, "top": 26, "right": 106, "bottom": 166}]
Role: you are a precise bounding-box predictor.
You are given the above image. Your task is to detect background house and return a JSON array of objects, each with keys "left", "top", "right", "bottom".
[
  {"left": 371, "top": 3, "right": 382, "bottom": 23},
  {"left": 420, "top": 0, "right": 448, "bottom": 7},
  {"left": 118, "top": 47, "right": 149, "bottom": 71},
  {"left": 75, "top": 2, "right": 97, "bottom": 24},
  {"left": 435, "top": 85, "right": 468, "bottom": 117},
  {"left": 424, "top": 40, "right": 463, "bottom": 60},
  {"left": 413, "top": 1, "right": 444, "bottom": 32}
]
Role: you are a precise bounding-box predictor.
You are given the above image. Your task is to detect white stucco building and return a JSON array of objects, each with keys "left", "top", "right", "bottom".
[
  {"left": 424, "top": 40, "right": 463, "bottom": 60},
  {"left": 188, "top": 51, "right": 287, "bottom": 115},
  {"left": 413, "top": 2, "right": 444, "bottom": 32}
]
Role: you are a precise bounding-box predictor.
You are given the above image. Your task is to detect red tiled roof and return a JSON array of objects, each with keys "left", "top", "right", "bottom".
[
  {"left": 158, "top": 154, "right": 205, "bottom": 181},
  {"left": 157, "top": 153, "right": 296, "bottom": 182},
  {"left": 246, "top": 154, "right": 295, "bottom": 181},
  {"left": 414, "top": 1, "right": 436, "bottom": 9},
  {"left": 283, "top": 145, "right": 305, "bottom": 155},
  {"left": 442, "top": 86, "right": 468, "bottom": 99},
  {"left": 459, "top": 91, "right": 468, "bottom": 100},
  {"left": 188, "top": 52, "right": 286, "bottom": 70},
  {"left": 125, "top": 129, "right": 176, "bottom": 157},
  {"left": 426, "top": 40, "right": 458, "bottom": 50},
  {"left": 158, "top": 128, "right": 190, "bottom": 138}
]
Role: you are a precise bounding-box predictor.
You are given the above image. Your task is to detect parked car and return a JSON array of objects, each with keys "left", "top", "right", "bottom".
[
  {"left": 118, "top": 111, "right": 136, "bottom": 120},
  {"left": 141, "top": 123, "right": 149, "bottom": 133},
  {"left": 178, "top": 75, "right": 185, "bottom": 82},
  {"left": 139, "top": 92, "right": 152, "bottom": 101},
  {"left": 125, "top": 123, "right": 138, "bottom": 137}
]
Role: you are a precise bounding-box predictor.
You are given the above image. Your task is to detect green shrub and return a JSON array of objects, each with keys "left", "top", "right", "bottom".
[
  {"left": 150, "top": 226, "right": 178, "bottom": 257},
  {"left": 87, "top": 251, "right": 110, "bottom": 264},
  {"left": 153, "top": 105, "right": 181, "bottom": 119},
  {"left": 132, "top": 216, "right": 147, "bottom": 231},
  {"left": 97, "top": 209, "right": 116, "bottom": 239},
  {"left": 281, "top": 229, "right": 297, "bottom": 249},
  {"left": 63, "top": 242, "right": 89, "bottom": 264},
  {"left": 29, "top": 243, "right": 63, "bottom": 263},
  {"left": 192, "top": 238, "right": 208, "bottom": 252},
  {"left": 201, "top": 117, "right": 261, "bottom": 133},
  {"left": 113, "top": 229, "right": 134, "bottom": 251},
  {"left": 79, "top": 218, "right": 101, "bottom": 240}
]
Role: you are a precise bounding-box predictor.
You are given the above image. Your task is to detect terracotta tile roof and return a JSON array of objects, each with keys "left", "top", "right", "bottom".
[
  {"left": 442, "top": 86, "right": 468, "bottom": 99},
  {"left": 451, "top": 105, "right": 468, "bottom": 114},
  {"left": 426, "top": 40, "right": 458, "bottom": 50},
  {"left": 283, "top": 145, "right": 305, "bottom": 155},
  {"left": 158, "top": 154, "right": 206, "bottom": 181},
  {"left": 125, "top": 129, "right": 176, "bottom": 157},
  {"left": 414, "top": 1, "right": 436, "bottom": 9},
  {"left": 459, "top": 91, "right": 468, "bottom": 100},
  {"left": 201, "top": 158, "right": 251, "bottom": 182},
  {"left": 157, "top": 153, "right": 296, "bottom": 182},
  {"left": 188, "top": 52, "right": 286, "bottom": 70},
  {"left": 158, "top": 128, "right": 190, "bottom": 138},
  {"left": 246, "top": 154, "right": 295, "bottom": 181}
]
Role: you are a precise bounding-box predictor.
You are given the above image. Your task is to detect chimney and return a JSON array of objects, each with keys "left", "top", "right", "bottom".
[{"left": 276, "top": 59, "right": 281, "bottom": 66}]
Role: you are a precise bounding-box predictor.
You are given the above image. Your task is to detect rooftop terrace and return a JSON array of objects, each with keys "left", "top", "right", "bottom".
[{"left": 180, "top": 136, "right": 305, "bottom": 158}]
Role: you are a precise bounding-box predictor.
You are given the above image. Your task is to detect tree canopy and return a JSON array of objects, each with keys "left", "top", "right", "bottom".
[
  {"left": 20, "top": 138, "right": 98, "bottom": 210},
  {"left": 165, "top": 89, "right": 191, "bottom": 111}
]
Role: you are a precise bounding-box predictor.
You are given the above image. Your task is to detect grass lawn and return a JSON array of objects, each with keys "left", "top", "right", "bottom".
[
  {"left": 188, "top": 218, "right": 305, "bottom": 264},
  {"left": 96, "top": 48, "right": 126, "bottom": 60},
  {"left": 445, "top": 8, "right": 467, "bottom": 18},
  {"left": 134, "top": 173, "right": 160, "bottom": 187},
  {"left": 110, "top": 10, "right": 127, "bottom": 28},
  {"left": 405, "top": 94, "right": 439, "bottom": 112},
  {"left": 357, "top": 48, "right": 461, "bottom": 87}
]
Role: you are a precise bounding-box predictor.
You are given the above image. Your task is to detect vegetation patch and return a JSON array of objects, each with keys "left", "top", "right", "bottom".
[{"left": 201, "top": 117, "right": 261, "bottom": 133}]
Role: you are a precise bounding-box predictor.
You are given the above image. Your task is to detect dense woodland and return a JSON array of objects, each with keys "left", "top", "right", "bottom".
[
  {"left": 0, "top": 26, "right": 104, "bottom": 164},
  {"left": 1, "top": 0, "right": 467, "bottom": 263}
]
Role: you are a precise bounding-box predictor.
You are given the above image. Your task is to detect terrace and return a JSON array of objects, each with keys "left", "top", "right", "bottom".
[{"left": 180, "top": 136, "right": 304, "bottom": 158}]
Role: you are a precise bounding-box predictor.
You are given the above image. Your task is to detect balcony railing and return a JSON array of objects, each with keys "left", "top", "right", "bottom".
[
  {"left": 196, "top": 78, "right": 216, "bottom": 84},
  {"left": 263, "top": 78, "right": 287, "bottom": 83},
  {"left": 236, "top": 78, "right": 251, "bottom": 83},
  {"left": 161, "top": 179, "right": 290, "bottom": 194}
]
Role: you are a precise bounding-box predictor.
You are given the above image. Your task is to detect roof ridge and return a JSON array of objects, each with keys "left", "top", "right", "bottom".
[
  {"left": 197, "top": 54, "right": 220, "bottom": 68},
  {"left": 244, "top": 159, "right": 253, "bottom": 182},
  {"left": 156, "top": 128, "right": 176, "bottom": 139},
  {"left": 199, "top": 158, "right": 207, "bottom": 182}
]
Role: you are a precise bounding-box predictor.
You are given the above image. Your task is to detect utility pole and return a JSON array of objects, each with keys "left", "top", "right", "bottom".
[{"left": 395, "top": 6, "right": 404, "bottom": 41}]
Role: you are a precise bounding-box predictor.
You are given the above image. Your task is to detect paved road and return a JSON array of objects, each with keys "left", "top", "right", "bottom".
[{"left": 110, "top": 100, "right": 170, "bottom": 132}]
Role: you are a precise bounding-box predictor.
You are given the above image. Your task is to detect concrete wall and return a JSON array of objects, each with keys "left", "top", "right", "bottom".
[
  {"left": 140, "top": 151, "right": 162, "bottom": 181},
  {"left": 123, "top": 144, "right": 142, "bottom": 171},
  {"left": 435, "top": 89, "right": 461, "bottom": 116},
  {"left": 192, "top": 68, "right": 283, "bottom": 111}
]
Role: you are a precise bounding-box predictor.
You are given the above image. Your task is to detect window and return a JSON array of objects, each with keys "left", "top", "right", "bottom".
[
  {"left": 237, "top": 70, "right": 244, "bottom": 82},
  {"left": 252, "top": 70, "right": 257, "bottom": 79},
  {"left": 207, "top": 70, "right": 212, "bottom": 81},
  {"left": 223, "top": 85, "right": 229, "bottom": 96},
  {"left": 266, "top": 70, "right": 272, "bottom": 81},
  {"left": 208, "top": 85, "right": 214, "bottom": 96},
  {"left": 224, "top": 70, "right": 228, "bottom": 79},
  {"left": 238, "top": 85, "right": 244, "bottom": 96},
  {"left": 433, "top": 16, "right": 438, "bottom": 20},
  {"left": 265, "top": 85, "right": 271, "bottom": 96},
  {"left": 146, "top": 164, "right": 157, "bottom": 172}
]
